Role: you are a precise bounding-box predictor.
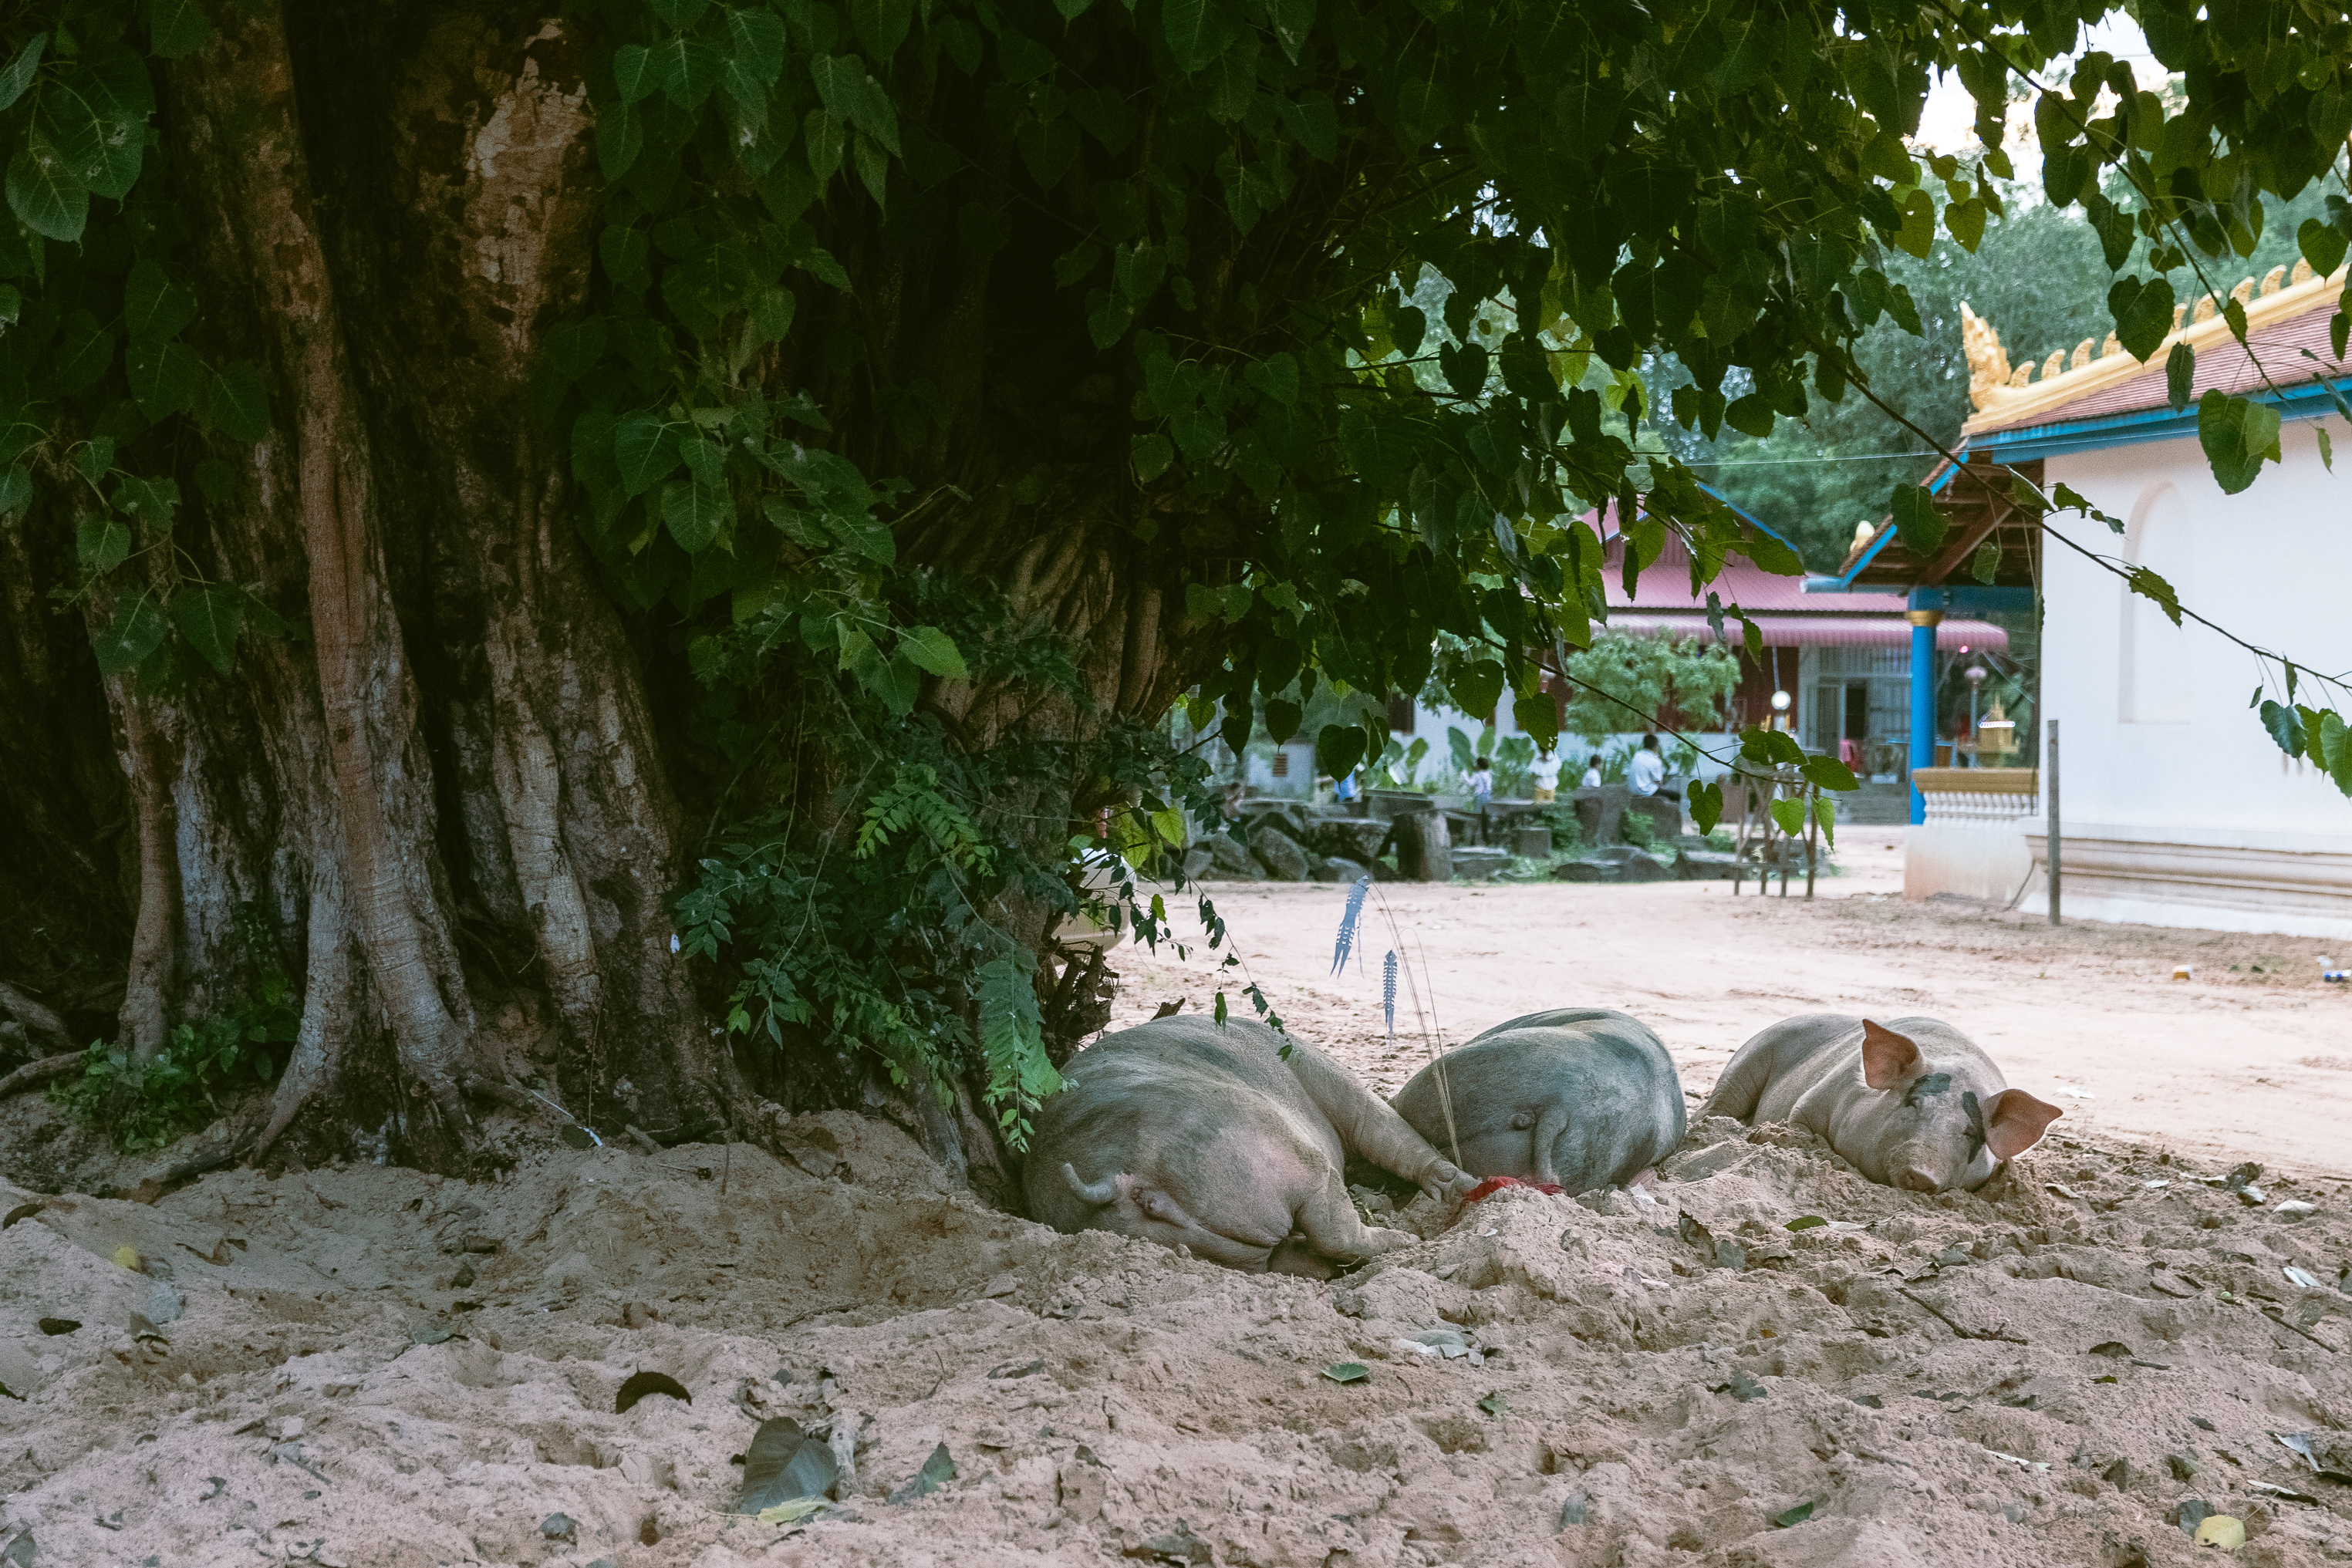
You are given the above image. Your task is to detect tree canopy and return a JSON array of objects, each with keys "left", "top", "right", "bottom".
[{"left": 8, "top": 0, "right": 2352, "bottom": 1162}]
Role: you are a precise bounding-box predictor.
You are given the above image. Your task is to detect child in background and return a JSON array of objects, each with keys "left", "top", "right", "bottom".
[
  {"left": 1528, "top": 748, "right": 1561, "bottom": 803},
  {"left": 1580, "top": 756, "right": 1604, "bottom": 789},
  {"left": 1466, "top": 754, "right": 1495, "bottom": 844}
]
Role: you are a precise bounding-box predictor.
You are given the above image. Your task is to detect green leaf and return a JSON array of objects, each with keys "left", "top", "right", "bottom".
[
  {"left": 2195, "top": 389, "right": 2281, "bottom": 495},
  {"left": 660, "top": 478, "right": 728, "bottom": 552},
  {"left": 0, "top": 35, "right": 45, "bottom": 112},
  {"left": 1888, "top": 484, "right": 1946, "bottom": 555},
  {"left": 650, "top": 35, "right": 726, "bottom": 110},
  {"left": 1163, "top": 0, "right": 1239, "bottom": 73},
  {"left": 7, "top": 141, "right": 89, "bottom": 243},
  {"left": 851, "top": 0, "right": 915, "bottom": 62},
  {"left": 73, "top": 437, "right": 116, "bottom": 486},
  {"left": 613, "top": 411, "right": 680, "bottom": 495},
  {"left": 728, "top": 8, "right": 787, "bottom": 85},
  {"left": 147, "top": 0, "right": 213, "bottom": 59},
  {"left": 896, "top": 625, "right": 967, "bottom": 679},
  {"left": 124, "top": 260, "right": 199, "bottom": 343},
  {"left": 1688, "top": 779, "right": 1723, "bottom": 835},
  {"left": 172, "top": 583, "right": 245, "bottom": 675},
  {"left": 2321, "top": 712, "right": 2352, "bottom": 797},
  {"left": 210, "top": 360, "right": 272, "bottom": 443},
  {"left": 1320, "top": 1361, "right": 1368, "bottom": 1384},
  {"left": 805, "top": 108, "right": 845, "bottom": 180},
  {"left": 1477, "top": 1391, "right": 1510, "bottom": 1418},
  {"left": 93, "top": 592, "right": 166, "bottom": 676},
  {"left": 747, "top": 285, "right": 796, "bottom": 346},
  {"left": 128, "top": 339, "right": 202, "bottom": 420},
  {"left": 2165, "top": 342, "right": 2195, "bottom": 412},
  {"left": 1769, "top": 797, "right": 1806, "bottom": 838},
  {"left": 1244, "top": 352, "right": 1299, "bottom": 406},
  {"left": 2298, "top": 217, "right": 2347, "bottom": 281},
  {"left": 1263, "top": 698, "right": 1301, "bottom": 744},
  {"left": 2107, "top": 275, "right": 2176, "bottom": 362},
  {"left": 1131, "top": 433, "right": 1175, "bottom": 482},
  {"left": 1511, "top": 692, "right": 1558, "bottom": 752},
  {"left": 1445, "top": 658, "right": 1504, "bottom": 720},
  {"left": 852, "top": 133, "right": 889, "bottom": 207},
  {"left": 822, "top": 508, "right": 895, "bottom": 563},
  {"left": 1814, "top": 793, "right": 1836, "bottom": 850},
  {"left": 1799, "top": 754, "right": 1858, "bottom": 793},
  {"left": 2125, "top": 565, "right": 2182, "bottom": 626},
  {"left": 1314, "top": 723, "right": 1367, "bottom": 781},
  {"left": 1969, "top": 538, "right": 2000, "bottom": 583},
  {"left": 112, "top": 474, "right": 179, "bottom": 524},
  {"left": 76, "top": 514, "right": 131, "bottom": 572},
  {"left": 1771, "top": 1502, "right": 1816, "bottom": 1529},
  {"left": 0, "top": 462, "right": 30, "bottom": 515},
  {"left": 612, "top": 43, "right": 658, "bottom": 104},
  {"left": 2261, "top": 700, "right": 2306, "bottom": 757},
  {"left": 193, "top": 458, "right": 235, "bottom": 504}
]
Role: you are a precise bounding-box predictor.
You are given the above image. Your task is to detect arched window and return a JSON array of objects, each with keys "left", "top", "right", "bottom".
[{"left": 2121, "top": 484, "right": 2193, "bottom": 724}]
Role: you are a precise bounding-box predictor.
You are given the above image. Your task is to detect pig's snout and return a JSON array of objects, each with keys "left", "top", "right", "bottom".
[{"left": 1892, "top": 1165, "right": 1942, "bottom": 1193}]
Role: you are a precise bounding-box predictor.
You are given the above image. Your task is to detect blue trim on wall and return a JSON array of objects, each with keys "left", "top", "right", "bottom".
[{"left": 1972, "top": 381, "right": 2344, "bottom": 461}]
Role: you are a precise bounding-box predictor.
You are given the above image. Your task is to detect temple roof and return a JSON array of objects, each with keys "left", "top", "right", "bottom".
[{"left": 1961, "top": 258, "right": 2350, "bottom": 437}]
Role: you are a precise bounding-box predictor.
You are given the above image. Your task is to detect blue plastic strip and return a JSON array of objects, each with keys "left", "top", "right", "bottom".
[{"left": 1802, "top": 451, "right": 1967, "bottom": 592}]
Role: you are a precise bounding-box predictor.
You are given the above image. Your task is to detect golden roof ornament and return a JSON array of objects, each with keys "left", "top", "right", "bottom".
[{"left": 1959, "top": 301, "right": 2012, "bottom": 411}]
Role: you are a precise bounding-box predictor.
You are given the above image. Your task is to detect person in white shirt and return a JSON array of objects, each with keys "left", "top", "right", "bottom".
[
  {"left": 1465, "top": 755, "right": 1494, "bottom": 843},
  {"left": 1580, "top": 757, "right": 1603, "bottom": 789},
  {"left": 1528, "top": 748, "right": 1562, "bottom": 802},
  {"left": 1628, "top": 733, "right": 1669, "bottom": 797}
]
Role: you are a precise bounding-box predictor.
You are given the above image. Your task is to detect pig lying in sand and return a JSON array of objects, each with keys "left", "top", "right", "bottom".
[
  {"left": 1025, "top": 1015, "right": 1478, "bottom": 1273},
  {"left": 1699, "top": 1013, "right": 2063, "bottom": 1192},
  {"left": 1391, "top": 1008, "right": 1687, "bottom": 1192}
]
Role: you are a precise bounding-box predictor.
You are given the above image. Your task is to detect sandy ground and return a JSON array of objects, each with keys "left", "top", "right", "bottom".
[
  {"left": 1106, "top": 830, "right": 2352, "bottom": 1179},
  {"left": 2, "top": 841, "right": 2349, "bottom": 1568}
]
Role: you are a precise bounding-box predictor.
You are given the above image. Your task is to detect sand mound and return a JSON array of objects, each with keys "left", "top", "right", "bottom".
[{"left": 2, "top": 1111, "right": 2348, "bottom": 1567}]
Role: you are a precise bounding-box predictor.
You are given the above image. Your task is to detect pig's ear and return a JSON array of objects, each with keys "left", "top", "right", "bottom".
[
  {"left": 1860, "top": 1020, "right": 1922, "bottom": 1091},
  {"left": 1985, "top": 1090, "right": 2063, "bottom": 1161}
]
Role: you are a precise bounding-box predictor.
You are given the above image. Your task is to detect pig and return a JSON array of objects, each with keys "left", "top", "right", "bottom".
[
  {"left": 1024, "top": 1014, "right": 1479, "bottom": 1273},
  {"left": 1390, "top": 1007, "right": 1686, "bottom": 1191},
  {"left": 1697, "top": 1013, "right": 2063, "bottom": 1192}
]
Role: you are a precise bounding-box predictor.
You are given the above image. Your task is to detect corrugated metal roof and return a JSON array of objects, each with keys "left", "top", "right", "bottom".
[{"left": 1605, "top": 612, "right": 2009, "bottom": 651}]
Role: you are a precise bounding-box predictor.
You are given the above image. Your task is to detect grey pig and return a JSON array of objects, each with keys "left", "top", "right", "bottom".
[
  {"left": 1390, "top": 1008, "right": 1686, "bottom": 1192},
  {"left": 1698, "top": 1013, "right": 2063, "bottom": 1192},
  {"left": 1024, "top": 1014, "right": 1478, "bottom": 1273}
]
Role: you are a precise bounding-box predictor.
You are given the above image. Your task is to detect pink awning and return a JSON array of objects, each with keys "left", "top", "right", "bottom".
[{"left": 1598, "top": 614, "right": 2008, "bottom": 651}]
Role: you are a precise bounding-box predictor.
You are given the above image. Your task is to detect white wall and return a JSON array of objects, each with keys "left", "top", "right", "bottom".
[{"left": 2040, "top": 423, "right": 2352, "bottom": 936}]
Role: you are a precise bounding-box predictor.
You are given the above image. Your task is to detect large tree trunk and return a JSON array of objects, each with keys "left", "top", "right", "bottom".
[{"left": 0, "top": 1, "right": 1222, "bottom": 1180}]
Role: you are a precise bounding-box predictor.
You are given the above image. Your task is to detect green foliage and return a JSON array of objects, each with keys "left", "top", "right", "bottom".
[
  {"left": 676, "top": 576, "right": 1280, "bottom": 1143},
  {"left": 0, "top": 8, "right": 289, "bottom": 686},
  {"left": 52, "top": 979, "right": 298, "bottom": 1153},
  {"left": 1557, "top": 633, "right": 1740, "bottom": 748}
]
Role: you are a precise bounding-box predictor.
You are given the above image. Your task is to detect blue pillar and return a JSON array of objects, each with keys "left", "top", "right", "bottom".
[{"left": 1907, "top": 609, "right": 1942, "bottom": 824}]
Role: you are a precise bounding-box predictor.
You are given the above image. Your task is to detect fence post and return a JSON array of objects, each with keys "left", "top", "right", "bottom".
[{"left": 2046, "top": 719, "right": 2061, "bottom": 927}]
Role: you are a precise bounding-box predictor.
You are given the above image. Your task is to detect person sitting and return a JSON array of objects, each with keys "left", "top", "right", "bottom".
[
  {"left": 1628, "top": 733, "right": 1676, "bottom": 799},
  {"left": 1580, "top": 755, "right": 1603, "bottom": 789},
  {"left": 1528, "top": 747, "right": 1561, "bottom": 803}
]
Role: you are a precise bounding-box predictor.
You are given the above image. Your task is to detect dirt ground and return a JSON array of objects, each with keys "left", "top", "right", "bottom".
[
  {"left": 2, "top": 838, "right": 2349, "bottom": 1568},
  {"left": 1111, "top": 831, "right": 2352, "bottom": 1179}
]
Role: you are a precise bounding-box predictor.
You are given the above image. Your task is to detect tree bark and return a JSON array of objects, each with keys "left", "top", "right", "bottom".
[{"left": 0, "top": 0, "right": 1238, "bottom": 1179}]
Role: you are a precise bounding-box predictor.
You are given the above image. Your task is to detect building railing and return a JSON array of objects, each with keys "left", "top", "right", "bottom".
[{"left": 1914, "top": 767, "right": 2039, "bottom": 824}]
